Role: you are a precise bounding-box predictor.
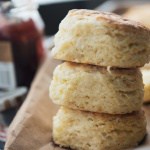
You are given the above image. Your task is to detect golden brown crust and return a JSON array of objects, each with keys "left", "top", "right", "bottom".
[
  {"left": 69, "top": 9, "right": 150, "bottom": 33},
  {"left": 52, "top": 9, "right": 150, "bottom": 67},
  {"left": 53, "top": 107, "right": 146, "bottom": 150},
  {"left": 50, "top": 62, "right": 143, "bottom": 114}
]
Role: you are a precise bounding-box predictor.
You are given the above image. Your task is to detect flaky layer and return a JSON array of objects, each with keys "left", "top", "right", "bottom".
[
  {"left": 50, "top": 62, "right": 144, "bottom": 114},
  {"left": 52, "top": 9, "right": 150, "bottom": 68}
]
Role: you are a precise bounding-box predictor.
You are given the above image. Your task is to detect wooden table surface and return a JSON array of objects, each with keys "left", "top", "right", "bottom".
[{"left": 4, "top": 54, "right": 150, "bottom": 150}]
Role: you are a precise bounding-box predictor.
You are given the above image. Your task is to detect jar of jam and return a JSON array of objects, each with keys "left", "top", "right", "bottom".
[{"left": 0, "top": 1, "right": 45, "bottom": 89}]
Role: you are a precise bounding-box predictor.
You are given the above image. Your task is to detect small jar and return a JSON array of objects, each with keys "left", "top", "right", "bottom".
[{"left": 0, "top": 0, "right": 45, "bottom": 89}]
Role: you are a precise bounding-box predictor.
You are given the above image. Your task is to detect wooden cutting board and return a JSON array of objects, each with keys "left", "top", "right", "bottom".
[{"left": 4, "top": 54, "right": 150, "bottom": 150}]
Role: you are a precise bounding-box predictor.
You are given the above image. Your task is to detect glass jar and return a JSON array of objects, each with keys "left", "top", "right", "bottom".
[{"left": 0, "top": 1, "right": 45, "bottom": 89}]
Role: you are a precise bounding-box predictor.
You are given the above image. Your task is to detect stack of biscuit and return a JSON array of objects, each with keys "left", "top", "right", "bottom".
[{"left": 50, "top": 9, "right": 150, "bottom": 150}]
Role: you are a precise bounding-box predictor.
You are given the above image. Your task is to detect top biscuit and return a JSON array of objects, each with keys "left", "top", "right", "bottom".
[{"left": 52, "top": 9, "right": 150, "bottom": 68}]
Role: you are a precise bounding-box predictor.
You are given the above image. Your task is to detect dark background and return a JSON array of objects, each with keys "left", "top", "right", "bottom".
[{"left": 38, "top": 0, "right": 105, "bottom": 35}]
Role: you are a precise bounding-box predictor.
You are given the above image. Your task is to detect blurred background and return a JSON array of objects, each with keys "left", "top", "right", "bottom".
[{"left": 0, "top": 0, "right": 150, "bottom": 149}]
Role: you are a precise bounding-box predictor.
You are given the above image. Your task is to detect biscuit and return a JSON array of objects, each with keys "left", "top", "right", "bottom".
[
  {"left": 52, "top": 9, "right": 150, "bottom": 68},
  {"left": 50, "top": 62, "right": 143, "bottom": 114},
  {"left": 124, "top": 5, "right": 150, "bottom": 29},
  {"left": 142, "top": 69, "right": 150, "bottom": 103},
  {"left": 53, "top": 107, "right": 146, "bottom": 150}
]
